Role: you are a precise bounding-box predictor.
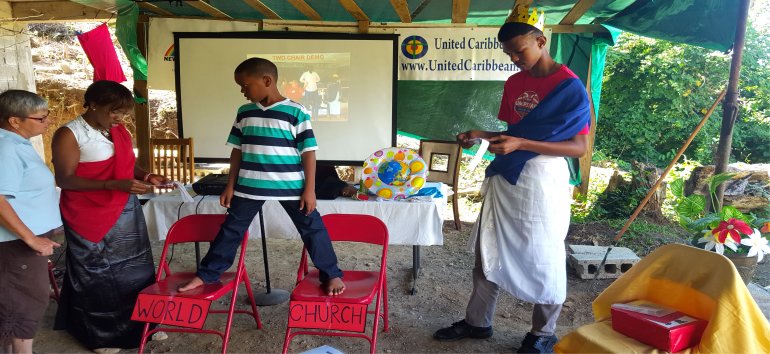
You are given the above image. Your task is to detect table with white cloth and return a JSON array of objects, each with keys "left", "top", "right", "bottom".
[{"left": 142, "top": 182, "right": 447, "bottom": 294}]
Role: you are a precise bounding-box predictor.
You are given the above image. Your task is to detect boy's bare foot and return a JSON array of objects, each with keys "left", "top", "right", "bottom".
[
  {"left": 178, "top": 276, "right": 204, "bottom": 292},
  {"left": 324, "top": 277, "right": 345, "bottom": 296}
]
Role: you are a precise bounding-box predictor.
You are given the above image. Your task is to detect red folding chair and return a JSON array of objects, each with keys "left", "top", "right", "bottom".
[
  {"left": 282, "top": 214, "right": 389, "bottom": 354},
  {"left": 136, "top": 214, "right": 262, "bottom": 354},
  {"left": 48, "top": 259, "right": 60, "bottom": 302}
]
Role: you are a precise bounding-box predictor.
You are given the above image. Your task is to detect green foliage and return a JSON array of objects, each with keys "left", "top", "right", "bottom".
[
  {"left": 605, "top": 219, "right": 690, "bottom": 256},
  {"left": 570, "top": 192, "right": 591, "bottom": 223},
  {"left": 669, "top": 172, "right": 768, "bottom": 255},
  {"left": 597, "top": 24, "right": 770, "bottom": 166},
  {"left": 588, "top": 170, "right": 647, "bottom": 220},
  {"left": 674, "top": 194, "right": 706, "bottom": 221}
]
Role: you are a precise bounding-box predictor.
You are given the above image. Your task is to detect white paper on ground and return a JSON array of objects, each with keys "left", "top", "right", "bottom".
[
  {"left": 300, "top": 345, "right": 344, "bottom": 354},
  {"left": 466, "top": 138, "right": 490, "bottom": 172}
]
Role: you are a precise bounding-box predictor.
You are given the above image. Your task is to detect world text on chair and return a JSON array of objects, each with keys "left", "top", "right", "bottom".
[
  {"left": 132, "top": 214, "right": 262, "bottom": 354},
  {"left": 282, "top": 214, "right": 389, "bottom": 354},
  {"left": 419, "top": 139, "right": 462, "bottom": 230},
  {"left": 150, "top": 138, "right": 195, "bottom": 184}
]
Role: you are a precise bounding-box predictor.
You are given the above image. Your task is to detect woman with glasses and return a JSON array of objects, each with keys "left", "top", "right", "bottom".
[
  {"left": 51, "top": 81, "right": 168, "bottom": 353},
  {"left": 0, "top": 90, "right": 62, "bottom": 354}
]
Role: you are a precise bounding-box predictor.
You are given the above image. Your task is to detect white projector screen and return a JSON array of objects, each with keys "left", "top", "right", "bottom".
[{"left": 174, "top": 32, "right": 397, "bottom": 163}]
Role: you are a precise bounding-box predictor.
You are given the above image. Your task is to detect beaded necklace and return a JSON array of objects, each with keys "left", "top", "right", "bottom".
[{"left": 82, "top": 116, "right": 110, "bottom": 139}]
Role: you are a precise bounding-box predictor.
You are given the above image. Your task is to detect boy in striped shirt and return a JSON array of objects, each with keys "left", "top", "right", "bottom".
[{"left": 179, "top": 58, "right": 345, "bottom": 295}]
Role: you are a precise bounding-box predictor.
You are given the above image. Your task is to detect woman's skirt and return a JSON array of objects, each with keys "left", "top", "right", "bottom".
[
  {"left": 54, "top": 195, "right": 156, "bottom": 349},
  {"left": 0, "top": 237, "right": 51, "bottom": 345}
]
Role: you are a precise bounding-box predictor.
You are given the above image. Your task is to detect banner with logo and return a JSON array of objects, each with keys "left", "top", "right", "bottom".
[
  {"left": 147, "top": 18, "right": 259, "bottom": 91},
  {"left": 397, "top": 27, "right": 531, "bottom": 81}
]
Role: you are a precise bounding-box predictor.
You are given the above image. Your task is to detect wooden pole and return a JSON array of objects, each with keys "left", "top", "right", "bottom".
[
  {"left": 135, "top": 14, "right": 151, "bottom": 170},
  {"left": 613, "top": 89, "right": 726, "bottom": 241},
  {"left": 712, "top": 0, "right": 751, "bottom": 210},
  {"left": 576, "top": 54, "right": 596, "bottom": 196}
]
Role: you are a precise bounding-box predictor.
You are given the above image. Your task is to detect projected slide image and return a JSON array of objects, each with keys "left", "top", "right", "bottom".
[
  {"left": 177, "top": 32, "right": 395, "bottom": 162},
  {"left": 253, "top": 52, "right": 350, "bottom": 122}
]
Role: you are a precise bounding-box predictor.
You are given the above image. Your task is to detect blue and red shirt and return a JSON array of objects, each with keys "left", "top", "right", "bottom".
[
  {"left": 487, "top": 64, "right": 591, "bottom": 185},
  {"left": 498, "top": 65, "right": 589, "bottom": 134}
]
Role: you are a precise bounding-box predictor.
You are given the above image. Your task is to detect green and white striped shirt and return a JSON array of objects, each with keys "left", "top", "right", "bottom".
[{"left": 226, "top": 99, "right": 317, "bottom": 200}]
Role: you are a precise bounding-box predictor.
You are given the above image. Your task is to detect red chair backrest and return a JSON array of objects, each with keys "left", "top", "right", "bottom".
[
  {"left": 158, "top": 213, "right": 249, "bottom": 280},
  {"left": 166, "top": 214, "right": 227, "bottom": 244},
  {"left": 321, "top": 214, "right": 388, "bottom": 245}
]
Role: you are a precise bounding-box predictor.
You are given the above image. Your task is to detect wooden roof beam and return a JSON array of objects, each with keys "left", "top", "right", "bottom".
[
  {"left": 451, "top": 0, "right": 469, "bottom": 23},
  {"left": 338, "top": 0, "right": 369, "bottom": 22},
  {"left": 11, "top": 1, "right": 112, "bottom": 22},
  {"left": 242, "top": 0, "right": 281, "bottom": 20},
  {"left": 186, "top": 0, "right": 231, "bottom": 19},
  {"left": 287, "top": 0, "right": 321, "bottom": 21},
  {"left": 389, "top": 0, "right": 411, "bottom": 23},
  {"left": 138, "top": 2, "right": 174, "bottom": 16},
  {"left": 559, "top": 0, "right": 595, "bottom": 25}
]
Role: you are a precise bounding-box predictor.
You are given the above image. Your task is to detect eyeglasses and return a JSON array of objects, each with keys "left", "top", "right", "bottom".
[{"left": 21, "top": 111, "right": 50, "bottom": 123}]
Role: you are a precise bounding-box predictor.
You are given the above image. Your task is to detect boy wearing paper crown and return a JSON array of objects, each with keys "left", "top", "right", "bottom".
[{"left": 433, "top": 5, "right": 590, "bottom": 354}]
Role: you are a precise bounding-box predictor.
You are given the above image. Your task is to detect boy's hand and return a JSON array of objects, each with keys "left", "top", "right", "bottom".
[
  {"left": 220, "top": 185, "right": 235, "bottom": 208},
  {"left": 487, "top": 135, "right": 525, "bottom": 155},
  {"left": 456, "top": 130, "right": 481, "bottom": 149},
  {"left": 299, "top": 189, "right": 317, "bottom": 215}
]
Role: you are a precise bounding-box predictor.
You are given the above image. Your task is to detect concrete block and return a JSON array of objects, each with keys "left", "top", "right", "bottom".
[{"left": 568, "top": 245, "right": 640, "bottom": 279}]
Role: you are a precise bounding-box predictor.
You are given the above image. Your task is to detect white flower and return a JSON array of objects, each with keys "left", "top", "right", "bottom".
[
  {"left": 740, "top": 228, "right": 770, "bottom": 263},
  {"left": 698, "top": 229, "right": 738, "bottom": 255}
]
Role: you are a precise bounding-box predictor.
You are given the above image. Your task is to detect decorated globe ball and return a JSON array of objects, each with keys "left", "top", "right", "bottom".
[{"left": 377, "top": 161, "right": 410, "bottom": 186}]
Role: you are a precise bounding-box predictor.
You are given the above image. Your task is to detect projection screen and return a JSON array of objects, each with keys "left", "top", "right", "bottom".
[{"left": 174, "top": 32, "right": 397, "bottom": 164}]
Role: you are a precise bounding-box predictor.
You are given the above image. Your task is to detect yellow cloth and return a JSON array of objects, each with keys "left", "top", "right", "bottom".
[{"left": 555, "top": 244, "right": 770, "bottom": 353}]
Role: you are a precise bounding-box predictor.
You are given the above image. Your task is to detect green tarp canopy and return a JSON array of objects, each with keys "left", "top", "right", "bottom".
[
  {"left": 76, "top": 0, "right": 738, "bottom": 135},
  {"left": 74, "top": 0, "right": 740, "bottom": 170}
]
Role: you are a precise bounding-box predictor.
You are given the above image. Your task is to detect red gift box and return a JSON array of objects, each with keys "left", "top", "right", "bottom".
[{"left": 611, "top": 301, "right": 707, "bottom": 352}]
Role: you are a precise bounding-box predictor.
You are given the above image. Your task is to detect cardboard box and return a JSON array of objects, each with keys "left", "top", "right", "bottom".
[{"left": 611, "top": 301, "right": 707, "bottom": 352}]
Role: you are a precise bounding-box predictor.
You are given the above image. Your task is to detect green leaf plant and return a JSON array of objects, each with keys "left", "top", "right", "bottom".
[{"left": 673, "top": 173, "right": 770, "bottom": 260}]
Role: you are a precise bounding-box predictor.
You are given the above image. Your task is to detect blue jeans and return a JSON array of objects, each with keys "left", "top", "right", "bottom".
[{"left": 197, "top": 196, "right": 343, "bottom": 283}]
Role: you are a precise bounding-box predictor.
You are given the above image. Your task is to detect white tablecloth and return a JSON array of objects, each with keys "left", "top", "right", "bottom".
[{"left": 142, "top": 183, "right": 446, "bottom": 246}]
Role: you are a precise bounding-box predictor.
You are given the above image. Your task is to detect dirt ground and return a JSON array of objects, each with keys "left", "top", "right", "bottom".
[{"left": 34, "top": 203, "right": 770, "bottom": 354}]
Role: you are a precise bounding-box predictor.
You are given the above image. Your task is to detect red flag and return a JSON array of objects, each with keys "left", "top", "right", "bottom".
[{"left": 77, "top": 23, "right": 126, "bottom": 82}]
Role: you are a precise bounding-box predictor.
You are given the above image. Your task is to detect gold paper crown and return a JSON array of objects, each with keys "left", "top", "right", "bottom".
[{"left": 506, "top": 4, "right": 545, "bottom": 31}]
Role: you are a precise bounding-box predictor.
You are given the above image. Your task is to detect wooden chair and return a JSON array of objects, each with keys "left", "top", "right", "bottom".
[
  {"left": 150, "top": 138, "right": 195, "bottom": 184},
  {"left": 419, "top": 140, "right": 462, "bottom": 230},
  {"left": 282, "top": 214, "right": 389, "bottom": 354},
  {"left": 135, "top": 214, "right": 262, "bottom": 354}
]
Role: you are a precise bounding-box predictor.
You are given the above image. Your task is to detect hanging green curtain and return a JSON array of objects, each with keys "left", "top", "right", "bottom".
[{"left": 115, "top": 2, "right": 147, "bottom": 82}]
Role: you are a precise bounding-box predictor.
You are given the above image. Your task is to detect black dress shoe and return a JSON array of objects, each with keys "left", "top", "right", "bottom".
[
  {"left": 517, "top": 333, "right": 558, "bottom": 353},
  {"left": 433, "top": 320, "right": 493, "bottom": 341}
]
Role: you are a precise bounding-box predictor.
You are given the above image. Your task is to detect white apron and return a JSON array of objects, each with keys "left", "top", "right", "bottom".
[{"left": 469, "top": 155, "right": 572, "bottom": 304}]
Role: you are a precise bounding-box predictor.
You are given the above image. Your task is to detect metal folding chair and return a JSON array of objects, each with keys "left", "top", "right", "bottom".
[
  {"left": 282, "top": 214, "right": 389, "bottom": 354},
  {"left": 136, "top": 214, "right": 261, "bottom": 354}
]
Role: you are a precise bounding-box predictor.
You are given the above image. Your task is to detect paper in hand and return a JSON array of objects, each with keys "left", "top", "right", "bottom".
[
  {"left": 173, "top": 181, "right": 195, "bottom": 203},
  {"left": 466, "top": 138, "right": 489, "bottom": 172}
]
